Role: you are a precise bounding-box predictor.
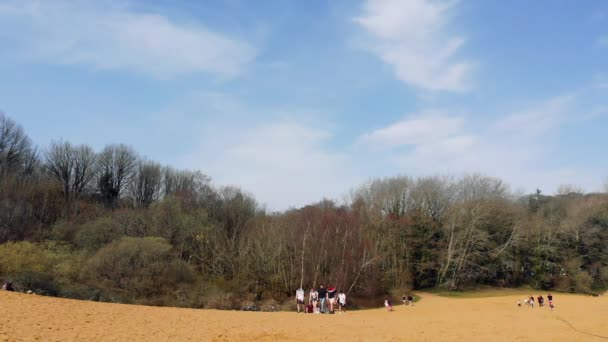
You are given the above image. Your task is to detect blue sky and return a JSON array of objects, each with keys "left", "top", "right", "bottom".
[{"left": 1, "top": 0, "right": 607, "bottom": 210}]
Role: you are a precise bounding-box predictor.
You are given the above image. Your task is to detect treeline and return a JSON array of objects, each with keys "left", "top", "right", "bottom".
[{"left": 1, "top": 112, "right": 607, "bottom": 309}]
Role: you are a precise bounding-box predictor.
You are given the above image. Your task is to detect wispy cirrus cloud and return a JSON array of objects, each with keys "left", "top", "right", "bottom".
[
  {"left": 493, "top": 95, "right": 575, "bottom": 136},
  {"left": 353, "top": 0, "right": 474, "bottom": 92},
  {"left": 0, "top": 1, "right": 256, "bottom": 78},
  {"left": 357, "top": 110, "right": 466, "bottom": 148}
]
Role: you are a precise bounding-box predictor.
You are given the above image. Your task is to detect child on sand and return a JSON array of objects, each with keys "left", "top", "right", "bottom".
[
  {"left": 384, "top": 299, "right": 393, "bottom": 311},
  {"left": 402, "top": 294, "right": 406, "bottom": 307},
  {"left": 338, "top": 290, "right": 346, "bottom": 313},
  {"left": 529, "top": 296, "right": 535, "bottom": 308},
  {"left": 407, "top": 295, "right": 414, "bottom": 306},
  {"left": 547, "top": 293, "right": 554, "bottom": 310}
]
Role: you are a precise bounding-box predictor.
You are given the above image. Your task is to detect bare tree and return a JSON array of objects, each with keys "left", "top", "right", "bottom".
[
  {"left": 45, "top": 141, "right": 96, "bottom": 201},
  {"left": 162, "top": 167, "right": 211, "bottom": 198},
  {"left": 412, "top": 176, "right": 455, "bottom": 222},
  {"left": 96, "top": 144, "right": 138, "bottom": 208},
  {"left": 45, "top": 141, "right": 74, "bottom": 200},
  {"left": 352, "top": 176, "right": 413, "bottom": 219},
  {"left": 72, "top": 144, "right": 96, "bottom": 195},
  {"left": 456, "top": 174, "right": 510, "bottom": 202},
  {"left": 130, "top": 160, "right": 162, "bottom": 207},
  {"left": 0, "top": 112, "right": 36, "bottom": 179}
]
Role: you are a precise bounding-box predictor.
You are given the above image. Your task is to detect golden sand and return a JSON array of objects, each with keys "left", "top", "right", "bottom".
[{"left": 0, "top": 291, "right": 606, "bottom": 341}]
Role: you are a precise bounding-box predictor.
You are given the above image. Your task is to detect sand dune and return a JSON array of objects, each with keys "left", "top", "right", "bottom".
[{"left": 1, "top": 291, "right": 606, "bottom": 341}]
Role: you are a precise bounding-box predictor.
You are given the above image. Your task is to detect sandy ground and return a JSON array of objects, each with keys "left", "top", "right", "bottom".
[{"left": 0, "top": 291, "right": 607, "bottom": 341}]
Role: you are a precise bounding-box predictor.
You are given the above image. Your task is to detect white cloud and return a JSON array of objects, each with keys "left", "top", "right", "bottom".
[
  {"left": 493, "top": 95, "right": 575, "bottom": 136},
  {"left": 354, "top": 0, "right": 473, "bottom": 92},
  {"left": 174, "top": 94, "right": 360, "bottom": 211},
  {"left": 357, "top": 95, "right": 604, "bottom": 195},
  {"left": 358, "top": 110, "right": 465, "bottom": 147},
  {"left": 0, "top": 1, "right": 256, "bottom": 77}
]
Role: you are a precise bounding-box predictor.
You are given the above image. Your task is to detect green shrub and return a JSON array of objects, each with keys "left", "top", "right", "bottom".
[
  {"left": 0, "top": 241, "right": 54, "bottom": 275},
  {"left": 12, "top": 271, "right": 58, "bottom": 295},
  {"left": 74, "top": 217, "right": 123, "bottom": 250},
  {"left": 0, "top": 241, "right": 78, "bottom": 294},
  {"left": 82, "top": 237, "right": 193, "bottom": 302},
  {"left": 556, "top": 258, "right": 594, "bottom": 293}
]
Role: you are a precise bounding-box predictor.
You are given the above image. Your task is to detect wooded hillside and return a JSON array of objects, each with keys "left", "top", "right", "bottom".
[{"left": 1, "top": 112, "right": 607, "bottom": 308}]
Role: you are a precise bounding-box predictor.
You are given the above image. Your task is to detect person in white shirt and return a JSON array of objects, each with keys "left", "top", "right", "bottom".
[
  {"left": 295, "top": 287, "right": 305, "bottom": 313},
  {"left": 338, "top": 290, "right": 346, "bottom": 313}
]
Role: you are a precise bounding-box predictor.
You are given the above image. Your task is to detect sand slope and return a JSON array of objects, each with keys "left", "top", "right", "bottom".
[{"left": 1, "top": 291, "right": 606, "bottom": 341}]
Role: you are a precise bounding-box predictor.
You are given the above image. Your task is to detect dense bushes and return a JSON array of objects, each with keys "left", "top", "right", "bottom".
[
  {"left": 0, "top": 241, "right": 79, "bottom": 295},
  {"left": 82, "top": 237, "right": 193, "bottom": 303}
]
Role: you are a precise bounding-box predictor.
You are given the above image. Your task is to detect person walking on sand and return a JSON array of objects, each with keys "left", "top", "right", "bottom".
[
  {"left": 538, "top": 295, "right": 544, "bottom": 307},
  {"left": 338, "top": 290, "right": 346, "bottom": 313},
  {"left": 309, "top": 287, "right": 319, "bottom": 312},
  {"left": 402, "top": 294, "right": 407, "bottom": 307},
  {"left": 327, "top": 286, "right": 337, "bottom": 314},
  {"left": 407, "top": 294, "right": 414, "bottom": 306},
  {"left": 317, "top": 284, "right": 328, "bottom": 313},
  {"left": 529, "top": 296, "right": 535, "bottom": 308},
  {"left": 547, "top": 293, "right": 554, "bottom": 310},
  {"left": 295, "top": 287, "right": 305, "bottom": 313}
]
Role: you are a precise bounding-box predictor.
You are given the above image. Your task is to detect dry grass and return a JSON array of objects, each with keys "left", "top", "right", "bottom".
[{"left": 0, "top": 290, "right": 606, "bottom": 341}]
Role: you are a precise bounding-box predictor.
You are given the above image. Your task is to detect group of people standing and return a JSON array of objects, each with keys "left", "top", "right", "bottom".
[
  {"left": 518, "top": 293, "right": 555, "bottom": 310},
  {"left": 295, "top": 285, "right": 346, "bottom": 314}
]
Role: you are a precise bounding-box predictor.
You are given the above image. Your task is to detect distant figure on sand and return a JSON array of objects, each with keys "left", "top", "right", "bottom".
[
  {"left": 547, "top": 293, "right": 554, "bottom": 310},
  {"left": 318, "top": 285, "right": 327, "bottom": 313},
  {"left": 309, "top": 288, "right": 319, "bottom": 312},
  {"left": 1, "top": 281, "right": 14, "bottom": 291},
  {"left": 338, "top": 290, "right": 346, "bottom": 313},
  {"left": 384, "top": 299, "right": 393, "bottom": 311},
  {"left": 402, "top": 294, "right": 407, "bottom": 306},
  {"left": 407, "top": 295, "right": 414, "bottom": 306},
  {"left": 295, "top": 287, "right": 305, "bottom": 313},
  {"left": 538, "top": 295, "right": 544, "bottom": 307},
  {"left": 327, "top": 286, "right": 337, "bottom": 314},
  {"left": 529, "top": 296, "right": 535, "bottom": 308},
  {"left": 306, "top": 301, "right": 314, "bottom": 314}
]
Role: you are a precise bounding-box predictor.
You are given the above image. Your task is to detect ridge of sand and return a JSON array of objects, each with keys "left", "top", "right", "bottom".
[{"left": 1, "top": 291, "right": 606, "bottom": 341}]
